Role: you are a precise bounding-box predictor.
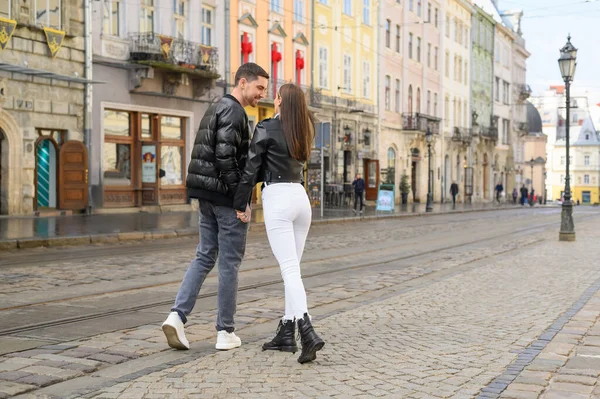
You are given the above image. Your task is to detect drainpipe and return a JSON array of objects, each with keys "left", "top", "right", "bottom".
[
  {"left": 224, "top": 0, "right": 231, "bottom": 94},
  {"left": 84, "top": 0, "right": 93, "bottom": 213}
]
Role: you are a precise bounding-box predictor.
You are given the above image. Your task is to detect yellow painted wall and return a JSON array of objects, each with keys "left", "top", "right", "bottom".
[{"left": 551, "top": 185, "right": 600, "bottom": 204}]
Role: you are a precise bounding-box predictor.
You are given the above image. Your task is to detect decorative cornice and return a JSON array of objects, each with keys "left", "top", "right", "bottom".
[
  {"left": 269, "top": 22, "right": 287, "bottom": 38},
  {"left": 293, "top": 32, "right": 309, "bottom": 45},
  {"left": 238, "top": 12, "right": 258, "bottom": 28}
]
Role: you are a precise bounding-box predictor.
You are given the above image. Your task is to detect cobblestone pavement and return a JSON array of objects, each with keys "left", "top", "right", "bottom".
[{"left": 1, "top": 208, "right": 599, "bottom": 398}]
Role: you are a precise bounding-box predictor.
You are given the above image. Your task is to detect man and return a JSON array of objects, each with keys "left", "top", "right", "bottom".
[
  {"left": 495, "top": 182, "right": 504, "bottom": 203},
  {"left": 162, "top": 63, "right": 269, "bottom": 351},
  {"left": 520, "top": 185, "right": 528, "bottom": 206},
  {"left": 450, "top": 181, "right": 459, "bottom": 206},
  {"left": 352, "top": 173, "right": 366, "bottom": 214}
]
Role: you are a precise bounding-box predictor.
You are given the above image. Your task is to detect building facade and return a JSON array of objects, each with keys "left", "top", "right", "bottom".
[
  {"left": 90, "top": 0, "right": 222, "bottom": 210},
  {"left": 442, "top": 0, "right": 473, "bottom": 204},
  {"left": 0, "top": 0, "right": 88, "bottom": 215},
  {"left": 312, "top": 0, "right": 379, "bottom": 200}
]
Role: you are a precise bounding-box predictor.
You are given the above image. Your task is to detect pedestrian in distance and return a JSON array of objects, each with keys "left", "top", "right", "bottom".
[
  {"left": 233, "top": 83, "right": 325, "bottom": 364},
  {"left": 495, "top": 182, "right": 504, "bottom": 203},
  {"left": 520, "top": 185, "right": 528, "bottom": 206},
  {"left": 450, "top": 181, "right": 459, "bottom": 206},
  {"left": 161, "top": 63, "right": 269, "bottom": 351},
  {"left": 512, "top": 188, "right": 518, "bottom": 205},
  {"left": 530, "top": 189, "right": 535, "bottom": 207},
  {"left": 352, "top": 173, "right": 366, "bottom": 214}
]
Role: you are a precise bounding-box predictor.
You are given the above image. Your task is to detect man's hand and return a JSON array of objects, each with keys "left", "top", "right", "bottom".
[{"left": 236, "top": 204, "right": 251, "bottom": 223}]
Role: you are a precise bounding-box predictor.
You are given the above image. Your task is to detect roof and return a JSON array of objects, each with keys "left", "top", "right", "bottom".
[
  {"left": 472, "top": 0, "right": 503, "bottom": 24},
  {"left": 574, "top": 117, "right": 600, "bottom": 145},
  {"left": 526, "top": 102, "right": 543, "bottom": 134}
]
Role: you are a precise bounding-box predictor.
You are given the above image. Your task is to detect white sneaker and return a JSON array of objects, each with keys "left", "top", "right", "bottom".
[
  {"left": 215, "top": 331, "right": 242, "bottom": 350},
  {"left": 162, "top": 312, "right": 190, "bottom": 350}
]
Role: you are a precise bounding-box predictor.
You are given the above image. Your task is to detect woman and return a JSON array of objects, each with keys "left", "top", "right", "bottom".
[{"left": 233, "top": 83, "right": 325, "bottom": 364}]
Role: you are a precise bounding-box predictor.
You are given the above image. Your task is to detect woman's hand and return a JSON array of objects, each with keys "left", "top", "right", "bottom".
[{"left": 236, "top": 205, "right": 251, "bottom": 223}]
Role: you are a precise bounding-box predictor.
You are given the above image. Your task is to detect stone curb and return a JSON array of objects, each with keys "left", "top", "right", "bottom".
[{"left": 1, "top": 206, "right": 520, "bottom": 251}]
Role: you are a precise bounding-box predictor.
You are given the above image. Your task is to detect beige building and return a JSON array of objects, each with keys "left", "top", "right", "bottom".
[{"left": 0, "top": 0, "right": 88, "bottom": 215}]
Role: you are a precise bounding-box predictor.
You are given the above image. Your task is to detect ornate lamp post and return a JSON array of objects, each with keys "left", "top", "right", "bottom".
[
  {"left": 529, "top": 158, "right": 535, "bottom": 207},
  {"left": 558, "top": 36, "right": 577, "bottom": 241},
  {"left": 426, "top": 127, "right": 433, "bottom": 212}
]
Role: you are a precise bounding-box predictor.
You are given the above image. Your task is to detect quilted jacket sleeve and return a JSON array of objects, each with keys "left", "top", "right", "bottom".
[
  {"left": 233, "top": 122, "right": 269, "bottom": 212},
  {"left": 215, "top": 105, "right": 246, "bottom": 194}
]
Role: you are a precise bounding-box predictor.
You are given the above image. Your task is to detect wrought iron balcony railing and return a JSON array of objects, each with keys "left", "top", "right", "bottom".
[
  {"left": 129, "top": 33, "right": 218, "bottom": 76},
  {"left": 517, "top": 84, "right": 532, "bottom": 101},
  {"left": 480, "top": 126, "right": 498, "bottom": 140},
  {"left": 402, "top": 113, "right": 441, "bottom": 134},
  {"left": 452, "top": 127, "right": 473, "bottom": 144}
]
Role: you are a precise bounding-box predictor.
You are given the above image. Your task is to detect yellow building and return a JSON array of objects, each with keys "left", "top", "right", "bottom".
[
  {"left": 312, "top": 0, "right": 379, "bottom": 199},
  {"left": 228, "top": 0, "right": 312, "bottom": 127}
]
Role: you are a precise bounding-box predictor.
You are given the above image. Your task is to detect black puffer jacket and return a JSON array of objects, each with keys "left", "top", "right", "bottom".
[
  {"left": 186, "top": 95, "right": 250, "bottom": 206},
  {"left": 233, "top": 116, "right": 305, "bottom": 212}
]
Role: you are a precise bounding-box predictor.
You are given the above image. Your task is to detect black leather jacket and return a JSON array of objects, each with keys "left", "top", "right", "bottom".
[
  {"left": 233, "top": 117, "right": 304, "bottom": 211},
  {"left": 186, "top": 95, "right": 250, "bottom": 207}
]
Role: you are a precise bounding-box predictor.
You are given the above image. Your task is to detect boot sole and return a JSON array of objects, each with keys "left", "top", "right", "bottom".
[
  {"left": 262, "top": 345, "right": 298, "bottom": 353},
  {"left": 162, "top": 324, "right": 189, "bottom": 350},
  {"left": 298, "top": 340, "right": 325, "bottom": 364}
]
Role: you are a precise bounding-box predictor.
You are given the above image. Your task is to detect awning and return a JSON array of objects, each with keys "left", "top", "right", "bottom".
[{"left": 0, "top": 63, "right": 105, "bottom": 84}]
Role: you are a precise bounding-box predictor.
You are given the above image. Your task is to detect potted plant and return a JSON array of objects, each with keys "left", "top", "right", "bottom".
[{"left": 399, "top": 174, "right": 411, "bottom": 205}]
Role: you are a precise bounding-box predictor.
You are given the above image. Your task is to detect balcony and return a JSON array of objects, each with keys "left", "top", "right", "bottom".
[
  {"left": 517, "top": 84, "right": 532, "bottom": 101},
  {"left": 402, "top": 113, "right": 441, "bottom": 134},
  {"left": 452, "top": 127, "right": 473, "bottom": 144},
  {"left": 129, "top": 33, "right": 219, "bottom": 79},
  {"left": 480, "top": 126, "right": 498, "bottom": 141}
]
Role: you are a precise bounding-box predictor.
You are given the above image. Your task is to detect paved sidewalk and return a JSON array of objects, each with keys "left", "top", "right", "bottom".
[{"left": 0, "top": 202, "right": 533, "bottom": 250}]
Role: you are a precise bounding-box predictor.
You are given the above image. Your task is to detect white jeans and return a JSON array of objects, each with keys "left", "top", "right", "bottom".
[{"left": 262, "top": 183, "right": 312, "bottom": 320}]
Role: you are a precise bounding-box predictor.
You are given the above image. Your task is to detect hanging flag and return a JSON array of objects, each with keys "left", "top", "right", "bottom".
[
  {"left": 0, "top": 17, "right": 17, "bottom": 52},
  {"left": 43, "top": 27, "right": 65, "bottom": 58},
  {"left": 158, "top": 35, "right": 173, "bottom": 60}
]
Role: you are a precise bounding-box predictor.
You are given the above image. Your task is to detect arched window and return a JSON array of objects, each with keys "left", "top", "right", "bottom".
[
  {"left": 416, "top": 88, "right": 421, "bottom": 113},
  {"left": 408, "top": 85, "right": 413, "bottom": 114},
  {"left": 388, "top": 147, "right": 396, "bottom": 169}
]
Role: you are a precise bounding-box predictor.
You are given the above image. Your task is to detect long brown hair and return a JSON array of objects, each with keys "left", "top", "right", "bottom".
[{"left": 278, "top": 83, "right": 314, "bottom": 161}]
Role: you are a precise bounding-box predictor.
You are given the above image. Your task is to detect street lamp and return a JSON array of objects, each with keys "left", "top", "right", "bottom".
[
  {"left": 558, "top": 35, "right": 577, "bottom": 241},
  {"left": 425, "top": 127, "right": 433, "bottom": 212}
]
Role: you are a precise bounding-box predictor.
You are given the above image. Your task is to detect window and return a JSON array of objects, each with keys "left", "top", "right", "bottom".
[
  {"left": 0, "top": 0, "right": 9, "bottom": 18},
  {"left": 457, "top": 57, "right": 462, "bottom": 82},
  {"left": 417, "top": 37, "right": 421, "bottom": 62},
  {"left": 427, "top": 43, "right": 431, "bottom": 68},
  {"left": 271, "top": 0, "right": 282, "bottom": 13},
  {"left": 388, "top": 148, "right": 396, "bottom": 169},
  {"left": 395, "top": 79, "right": 400, "bottom": 113},
  {"left": 408, "top": 85, "right": 413, "bottom": 114},
  {"left": 362, "top": 62, "right": 370, "bottom": 99},
  {"left": 319, "top": 0, "right": 328, "bottom": 3},
  {"left": 444, "top": 96, "right": 449, "bottom": 126},
  {"left": 434, "top": 47, "right": 438, "bottom": 70},
  {"left": 409, "top": 0, "right": 413, "bottom": 12},
  {"left": 385, "top": 19, "right": 391, "bottom": 48},
  {"left": 495, "top": 77, "right": 500, "bottom": 102},
  {"left": 103, "top": 110, "right": 132, "bottom": 187},
  {"left": 201, "top": 7, "right": 213, "bottom": 46},
  {"left": 395, "top": 25, "right": 401, "bottom": 52},
  {"left": 464, "top": 61, "right": 468, "bottom": 84},
  {"left": 140, "top": 0, "right": 154, "bottom": 33},
  {"left": 503, "top": 81, "right": 510, "bottom": 104},
  {"left": 408, "top": 33, "right": 413, "bottom": 59},
  {"left": 160, "top": 116, "right": 185, "bottom": 186},
  {"left": 561, "top": 156, "right": 565, "bottom": 165},
  {"left": 427, "top": 3, "right": 431, "bottom": 22},
  {"left": 174, "top": 0, "right": 187, "bottom": 39},
  {"left": 435, "top": 8, "right": 438, "bottom": 27},
  {"left": 416, "top": 88, "right": 421, "bottom": 113},
  {"left": 343, "top": 54, "right": 352, "bottom": 93},
  {"left": 417, "top": 0, "right": 421, "bottom": 17},
  {"left": 434, "top": 93, "right": 438, "bottom": 117},
  {"left": 584, "top": 175, "right": 590, "bottom": 184},
  {"left": 344, "top": 0, "right": 352, "bottom": 15},
  {"left": 445, "top": 52, "right": 449, "bottom": 78},
  {"left": 36, "top": 0, "right": 61, "bottom": 28},
  {"left": 319, "top": 47, "right": 328, "bottom": 88},
  {"left": 363, "top": 0, "right": 370, "bottom": 24},
  {"left": 103, "top": 0, "right": 120, "bottom": 36},
  {"left": 294, "top": 0, "right": 305, "bottom": 22},
  {"left": 385, "top": 75, "right": 391, "bottom": 111},
  {"left": 560, "top": 175, "right": 564, "bottom": 184},
  {"left": 445, "top": 17, "right": 450, "bottom": 37},
  {"left": 427, "top": 90, "right": 431, "bottom": 115},
  {"left": 585, "top": 155, "right": 590, "bottom": 166},
  {"left": 502, "top": 119, "right": 509, "bottom": 145}
]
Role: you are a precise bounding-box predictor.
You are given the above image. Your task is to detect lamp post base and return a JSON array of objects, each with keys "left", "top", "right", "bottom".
[
  {"left": 426, "top": 194, "right": 433, "bottom": 212},
  {"left": 559, "top": 201, "right": 576, "bottom": 242}
]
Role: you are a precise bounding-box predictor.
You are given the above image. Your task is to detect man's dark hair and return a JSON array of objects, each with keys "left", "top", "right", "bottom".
[{"left": 234, "top": 63, "right": 269, "bottom": 86}]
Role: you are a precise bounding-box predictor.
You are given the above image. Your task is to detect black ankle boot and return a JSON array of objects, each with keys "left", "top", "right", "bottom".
[
  {"left": 297, "top": 313, "right": 325, "bottom": 364},
  {"left": 262, "top": 319, "right": 298, "bottom": 353}
]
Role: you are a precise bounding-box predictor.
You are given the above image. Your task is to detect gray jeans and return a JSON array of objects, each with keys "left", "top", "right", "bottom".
[{"left": 171, "top": 200, "right": 249, "bottom": 332}]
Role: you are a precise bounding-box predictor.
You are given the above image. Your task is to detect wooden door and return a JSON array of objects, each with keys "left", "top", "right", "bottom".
[
  {"left": 364, "top": 159, "right": 379, "bottom": 201},
  {"left": 59, "top": 141, "right": 89, "bottom": 210}
]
